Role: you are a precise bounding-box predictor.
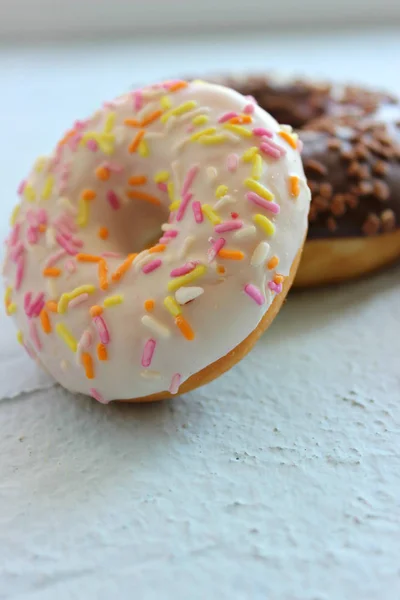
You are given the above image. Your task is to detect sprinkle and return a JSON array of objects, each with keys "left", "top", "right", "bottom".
[
  {"left": 215, "top": 220, "right": 243, "bottom": 233},
  {"left": 107, "top": 190, "right": 121, "bottom": 210},
  {"left": 246, "top": 192, "right": 280, "bottom": 215},
  {"left": 169, "top": 373, "right": 181, "bottom": 395},
  {"left": 206, "top": 166, "right": 218, "bottom": 181},
  {"left": 93, "top": 315, "right": 110, "bottom": 344},
  {"left": 97, "top": 343, "right": 108, "bottom": 361},
  {"left": 227, "top": 153, "right": 239, "bottom": 172},
  {"left": 86, "top": 139, "right": 98, "bottom": 152},
  {"left": 77, "top": 253, "right": 102, "bottom": 263},
  {"left": 267, "top": 256, "right": 279, "bottom": 269},
  {"left": 68, "top": 293, "right": 89, "bottom": 309},
  {"left": 29, "top": 292, "right": 45, "bottom": 317},
  {"left": 90, "top": 388, "right": 108, "bottom": 404},
  {"left": 141, "top": 338, "right": 157, "bottom": 368},
  {"left": 161, "top": 100, "right": 197, "bottom": 123},
  {"left": 274, "top": 274, "right": 284, "bottom": 284},
  {"left": 161, "top": 227, "right": 179, "bottom": 236},
  {"left": 175, "top": 286, "right": 204, "bottom": 304},
  {"left": 142, "top": 259, "right": 162, "bottom": 274},
  {"left": 251, "top": 154, "right": 263, "bottom": 180},
  {"left": 128, "top": 175, "right": 147, "bottom": 186},
  {"left": 223, "top": 124, "right": 252, "bottom": 138},
  {"left": 178, "top": 235, "right": 195, "bottom": 260},
  {"left": 214, "top": 195, "right": 236, "bottom": 210},
  {"left": 15, "top": 256, "right": 25, "bottom": 290},
  {"left": 90, "top": 305, "right": 103, "bottom": 317},
  {"left": 253, "top": 213, "right": 276, "bottom": 237},
  {"left": 56, "top": 323, "right": 78, "bottom": 352},
  {"left": 160, "top": 95, "right": 172, "bottom": 110},
  {"left": 144, "top": 299, "right": 155, "bottom": 312},
  {"left": 46, "top": 301, "right": 58, "bottom": 313},
  {"left": 43, "top": 267, "right": 61, "bottom": 277},
  {"left": 218, "top": 249, "right": 244, "bottom": 260},
  {"left": 260, "top": 139, "right": 286, "bottom": 159},
  {"left": 41, "top": 176, "right": 54, "bottom": 200},
  {"left": 268, "top": 281, "right": 283, "bottom": 294},
  {"left": 149, "top": 244, "right": 166, "bottom": 255},
  {"left": 16, "top": 330, "right": 23, "bottom": 345},
  {"left": 163, "top": 295, "right": 182, "bottom": 317},
  {"left": 278, "top": 130, "right": 297, "bottom": 149},
  {"left": 129, "top": 130, "right": 145, "bottom": 153},
  {"left": 192, "top": 201, "right": 203, "bottom": 223},
  {"left": 170, "top": 262, "right": 196, "bottom": 277},
  {"left": 56, "top": 233, "right": 78, "bottom": 255},
  {"left": 7, "top": 303, "right": 17, "bottom": 315},
  {"left": 198, "top": 134, "right": 227, "bottom": 145},
  {"left": 218, "top": 111, "right": 238, "bottom": 123},
  {"left": 124, "top": 118, "right": 140, "bottom": 128},
  {"left": 169, "top": 200, "right": 180, "bottom": 212},
  {"left": 10, "top": 205, "right": 20, "bottom": 227},
  {"left": 44, "top": 249, "right": 66, "bottom": 269},
  {"left": 24, "top": 184, "right": 36, "bottom": 202},
  {"left": 243, "top": 103, "right": 255, "bottom": 114},
  {"left": 111, "top": 253, "right": 137, "bottom": 282},
  {"left": 289, "top": 175, "right": 300, "bottom": 198},
  {"left": 190, "top": 127, "right": 217, "bottom": 142},
  {"left": 126, "top": 189, "right": 160, "bottom": 206},
  {"left": 98, "top": 259, "right": 109, "bottom": 290},
  {"left": 81, "top": 352, "right": 94, "bottom": 379},
  {"left": 29, "top": 321, "right": 41, "bottom": 351},
  {"left": 253, "top": 127, "right": 273, "bottom": 138},
  {"left": 81, "top": 189, "right": 96, "bottom": 201},
  {"left": 103, "top": 294, "right": 124, "bottom": 307},
  {"left": 244, "top": 283, "right": 264, "bottom": 305},
  {"left": 98, "top": 226, "right": 109, "bottom": 240},
  {"left": 157, "top": 182, "right": 168, "bottom": 193},
  {"left": 175, "top": 315, "right": 195, "bottom": 340},
  {"left": 208, "top": 237, "right": 225, "bottom": 263},
  {"left": 154, "top": 170, "right": 170, "bottom": 183},
  {"left": 216, "top": 185, "right": 228, "bottom": 199},
  {"left": 141, "top": 370, "right": 161, "bottom": 379},
  {"left": 58, "top": 285, "right": 96, "bottom": 314},
  {"left": 168, "top": 264, "right": 206, "bottom": 292},
  {"left": 168, "top": 81, "right": 188, "bottom": 92},
  {"left": 202, "top": 205, "right": 221, "bottom": 225},
  {"left": 244, "top": 178, "right": 274, "bottom": 202},
  {"left": 182, "top": 164, "right": 199, "bottom": 196},
  {"left": 251, "top": 242, "right": 270, "bottom": 267},
  {"left": 176, "top": 192, "right": 193, "bottom": 222},
  {"left": 192, "top": 115, "right": 208, "bottom": 125},
  {"left": 230, "top": 114, "right": 252, "bottom": 124},
  {"left": 104, "top": 112, "right": 116, "bottom": 133},
  {"left": 234, "top": 225, "right": 256, "bottom": 240},
  {"left": 242, "top": 146, "right": 259, "bottom": 162},
  {"left": 141, "top": 315, "right": 170, "bottom": 337},
  {"left": 141, "top": 109, "right": 162, "bottom": 127}
]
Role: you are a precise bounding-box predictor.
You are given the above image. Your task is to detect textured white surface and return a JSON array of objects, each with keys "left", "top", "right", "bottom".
[{"left": 0, "top": 28, "right": 400, "bottom": 600}]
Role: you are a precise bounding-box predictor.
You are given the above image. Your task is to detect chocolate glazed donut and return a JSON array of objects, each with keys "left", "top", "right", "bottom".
[{"left": 197, "top": 74, "right": 400, "bottom": 286}]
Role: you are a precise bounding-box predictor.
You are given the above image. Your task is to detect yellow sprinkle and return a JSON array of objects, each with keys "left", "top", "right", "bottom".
[
  {"left": 251, "top": 154, "right": 263, "bottom": 180},
  {"left": 161, "top": 100, "right": 197, "bottom": 123},
  {"left": 253, "top": 213, "right": 276, "bottom": 237},
  {"left": 103, "top": 294, "right": 124, "bottom": 307},
  {"left": 34, "top": 156, "right": 47, "bottom": 173},
  {"left": 104, "top": 112, "right": 116, "bottom": 133},
  {"left": 56, "top": 323, "right": 78, "bottom": 352},
  {"left": 190, "top": 127, "right": 217, "bottom": 141},
  {"left": 10, "top": 205, "right": 20, "bottom": 226},
  {"left": 98, "top": 134, "right": 115, "bottom": 156},
  {"left": 192, "top": 115, "right": 209, "bottom": 125},
  {"left": 4, "top": 286, "right": 12, "bottom": 306},
  {"left": 169, "top": 200, "right": 181, "bottom": 212},
  {"left": 58, "top": 285, "right": 96, "bottom": 314},
  {"left": 242, "top": 146, "right": 259, "bottom": 162},
  {"left": 202, "top": 204, "right": 221, "bottom": 225},
  {"left": 81, "top": 131, "right": 100, "bottom": 145},
  {"left": 163, "top": 295, "right": 182, "bottom": 317},
  {"left": 24, "top": 184, "right": 36, "bottom": 202},
  {"left": 223, "top": 124, "right": 252, "bottom": 138},
  {"left": 244, "top": 178, "right": 274, "bottom": 201},
  {"left": 154, "top": 170, "right": 170, "bottom": 183},
  {"left": 41, "top": 175, "right": 54, "bottom": 200},
  {"left": 167, "top": 181, "right": 175, "bottom": 202},
  {"left": 160, "top": 95, "right": 172, "bottom": 110},
  {"left": 215, "top": 185, "right": 228, "bottom": 199},
  {"left": 198, "top": 134, "right": 227, "bottom": 145},
  {"left": 168, "top": 265, "right": 207, "bottom": 292},
  {"left": 17, "top": 330, "right": 23, "bottom": 345},
  {"left": 76, "top": 197, "right": 89, "bottom": 227},
  {"left": 7, "top": 303, "right": 17, "bottom": 315},
  {"left": 138, "top": 139, "right": 149, "bottom": 157}
]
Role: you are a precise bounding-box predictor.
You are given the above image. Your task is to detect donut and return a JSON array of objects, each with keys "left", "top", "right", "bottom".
[
  {"left": 3, "top": 80, "right": 310, "bottom": 403},
  {"left": 198, "top": 74, "right": 400, "bottom": 286}
]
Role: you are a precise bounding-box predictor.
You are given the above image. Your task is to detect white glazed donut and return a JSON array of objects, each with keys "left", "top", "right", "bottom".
[{"left": 3, "top": 80, "right": 310, "bottom": 403}]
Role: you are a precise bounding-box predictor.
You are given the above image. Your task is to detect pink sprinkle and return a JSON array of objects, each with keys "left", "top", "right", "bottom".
[
  {"left": 298, "top": 139, "right": 304, "bottom": 153},
  {"left": 246, "top": 192, "right": 280, "bottom": 214},
  {"left": 133, "top": 90, "right": 143, "bottom": 111},
  {"left": 107, "top": 190, "right": 121, "bottom": 210},
  {"left": 142, "top": 259, "right": 162, "bottom": 274},
  {"left": 56, "top": 233, "right": 78, "bottom": 256},
  {"left": 24, "top": 292, "right": 32, "bottom": 313},
  {"left": 208, "top": 238, "right": 225, "bottom": 263},
  {"left": 101, "top": 251, "right": 121, "bottom": 258},
  {"left": 11, "top": 241, "right": 24, "bottom": 262},
  {"left": 268, "top": 281, "right": 283, "bottom": 294},
  {"left": 253, "top": 127, "right": 273, "bottom": 138},
  {"left": 159, "top": 236, "right": 171, "bottom": 244},
  {"left": 27, "top": 226, "right": 39, "bottom": 245},
  {"left": 243, "top": 103, "right": 255, "bottom": 114},
  {"left": 157, "top": 182, "right": 168, "bottom": 193},
  {"left": 93, "top": 315, "right": 110, "bottom": 345},
  {"left": 245, "top": 95, "right": 257, "bottom": 105},
  {"left": 15, "top": 255, "right": 25, "bottom": 290},
  {"left": 260, "top": 142, "right": 282, "bottom": 160},
  {"left": 218, "top": 111, "right": 238, "bottom": 123},
  {"left": 27, "top": 210, "right": 39, "bottom": 226},
  {"left": 176, "top": 192, "right": 193, "bottom": 222},
  {"left": 169, "top": 373, "right": 181, "bottom": 395},
  {"left": 29, "top": 321, "right": 41, "bottom": 351},
  {"left": 69, "top": 293, "right": 89, "bottom": 309},
  {"left": 163, "top": 230, "right": 178, "bottom": 238},
  {"left": 79, "top": 330, "right": 92, "bottom": 350},
  {"left": 168, "top": 212, "right": 175, "bottom": 224},
  {"left": 181, "top": 164, "right": 199, "bottom": 197},
  {"left": 192, "top": 201, "right": 203, "bottom": 223},
  {"left": 17, "top": 180, "right": 26, "bottom": 195},
  {"left": 29, "top": 293, "right": 45, "bottom": 318},
  {"left": 9, "top": 223, "right": 21, "bottom": 247},
  {"left": 44, "top": 249, "right": 66, "bottom": 268},
  {"left": 227, "top": 153, "right": 239, "bottom": 173},
  {"left": 86, "top": 139, "right": 98, "bottom": 152},
  {"left": 71, "top": 237, "right": 84, "bottom": 248},
  {"left": 90, "top": 388, "right": 108, "bottom": 404},
  {"left": 244, "top": 283, "right": 264, "bottom": 305},
  {"left": 65, "top": 259, "right": 76, "bottom": 273},
  {"left": 141, "top": 339, "right": 156, "bottom": 368},
  {"left": 170, "top": 262, "right": 196, "bottom": 277},
  {"left": 261, "top": 138, "right": 287, "bottom": 157},
  {"left": 104, "top": 161, "right": 124, "bottom": 173},
  {"left": 37, "top": 208, "right": 48, "bottom": 225},
  {"left": 215, "top": 220, "right": 243, "bottom": 233},
  {"left": 68, "top": 133, "right": 82, "bottom": 152},
  {"left": 74, "top": 119, "right": 88, "bottom": 131}
]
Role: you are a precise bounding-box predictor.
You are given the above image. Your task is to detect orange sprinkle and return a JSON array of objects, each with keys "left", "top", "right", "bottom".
[
  {"left": 148, "top": 244, "right": 166, "bottom": 254},
  {"left": 217, "top": 265, "right": 226, "bottom": 275},
  {"left": 128, "top": 175, "right": 147, "bottom": 186},
  {"left": 90, "top": 305, "right": 103, "bottom": 317},
  {"left": 274, "top": 274, "right": 284, "bottom": 284},
  {"left": 96, "top": 166, "right": 110, "bottom": 181},
  {"left": 98, "top": 226, "right": 109, "bottom": 240},
  {"left": 81, "top": 189, "right": 96, "bottom": 201},
  {"left": 38, "top": 224, "right": 47, "bottom": 233},
  {"left": 58, "top": 128, "right": 77, "bottom": 147},
  {"left": 81, "top": 352, "right": 94, "bottom": 379},
  {"left": 43, "top": 267, "right": 61, "bottom": 277},
  {"left": 218, "top": 249, "right": 245, "bottom": 261},
  {"left": 126, "top": 189, "right": 161, "bottom": 206},
  {"left": 229, "top": 115, "right": 252, "bottom": 124},
  {"left": 279, "top": 131, "right": 297, "bottom": 149},
  {"left": 46, "top": 300, "right": 58, "bottom": 313},
  {"left": 98, "top": 259, "right": 109, "bottom": 291},
  {"left": 144, "top": 299, "right": 155, "bottom": 312},
  {"left": 175, "top": 315, "right": 195, "bottom": 341},
  {"left": 267, "top": 255, "right": 279, "bottom": 270},
  {"left": 97, "top": 343, "right": 108, "bottom": 361},
  {"left": 76, "top": 253, "right": 102, "bottom": 263},
  {"left": 124, "top": 118, "right": 141, "bottom": 127},
  {"left": 141, "top": 109, "right": 163, "bottom": 127},
  {"left": 111, "top": 253, "right": 137, "bottom": 282},
  {"left": 169, "top": 81, "right": 188, "bottom": 92},
  {"left": 289, "top": 175, "right": 300, "bottom": 198},
  {"left": 128, "top": 130, "right": 145, "bottom": 153},
  {"left": 40, "top": 309, "right": 52, "bottom": 334}
]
